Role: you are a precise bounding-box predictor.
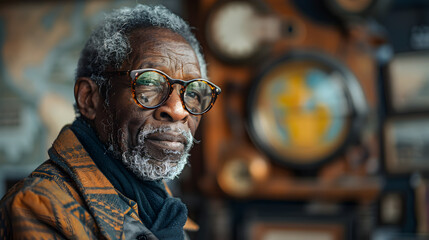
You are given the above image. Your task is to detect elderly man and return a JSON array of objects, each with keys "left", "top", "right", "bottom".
[{"left": 0, "top": 4, "right": 220, "bottom": 240}]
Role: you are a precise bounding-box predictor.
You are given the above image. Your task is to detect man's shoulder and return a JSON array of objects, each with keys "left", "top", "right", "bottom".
[
  {"left": 0, "top": 160, "right": 100, "bottom": 239},
  {"left": 31, "top": 159, "right": 72, "bottom": 184},
  {"left": 0, "top": 159, "right": 79, "bottom": 208}
]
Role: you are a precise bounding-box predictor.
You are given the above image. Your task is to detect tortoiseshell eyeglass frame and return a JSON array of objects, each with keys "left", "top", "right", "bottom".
[{"left": 104, "top": 68, "right": 221, "bottom": 115}]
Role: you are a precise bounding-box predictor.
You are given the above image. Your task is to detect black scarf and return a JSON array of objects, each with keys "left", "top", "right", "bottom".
[{"left": 70, "top": 118, "right": 187, "bottom": 239}]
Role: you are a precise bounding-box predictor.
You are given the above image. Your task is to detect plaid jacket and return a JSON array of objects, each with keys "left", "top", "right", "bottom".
[{"left": 0, "top": 127, "right": 197, "bottom": 240}]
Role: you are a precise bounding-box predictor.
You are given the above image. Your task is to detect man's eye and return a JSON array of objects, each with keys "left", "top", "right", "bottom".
[
  {"left": 186, "top": 91, "right": 201, "bottom": 101},
  {"left": 138, "top": 92, "right": 156, "bottom": 103}
]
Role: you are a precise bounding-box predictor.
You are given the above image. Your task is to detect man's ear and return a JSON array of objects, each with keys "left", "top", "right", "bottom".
[{"left": 74, "top": 77, "right": 102, "bottom": 120}]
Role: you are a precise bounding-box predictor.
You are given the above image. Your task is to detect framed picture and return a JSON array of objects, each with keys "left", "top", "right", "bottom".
[
  {"left": 386, "top": 52, "right": 429, "bottom": 114},
  {"left": 241, "top": 211, "right": 354, "bottom": 240},
  {"left": 383, "top": 116, "right": 429, "bottom": 174},
  {"left": 249, "top": 222, "right": 345, "bottom": 240},
  {"left": 233, "top": 200, "right": 356, "bottom": 240}
]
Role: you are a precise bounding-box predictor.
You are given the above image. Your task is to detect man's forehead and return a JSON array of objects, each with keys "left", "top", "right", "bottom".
[
  {"left": 128, "top": 27, "right": 189, "bottom": 48},
  {"left": 124, "top": 27, "right": 200, "bottom": 74}
]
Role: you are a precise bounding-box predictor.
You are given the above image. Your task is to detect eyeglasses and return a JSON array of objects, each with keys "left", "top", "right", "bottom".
[{"left": 105, "top": 68, "right": 221, "bottom": 115}]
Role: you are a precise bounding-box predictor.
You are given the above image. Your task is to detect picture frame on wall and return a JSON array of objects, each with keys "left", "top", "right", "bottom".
[
  {"left": 243, "top": 212, "right": 354, "bottom": 240},
  {"left": 249, "top": 222, "right": 345, "bottom": 240},
  {"left": 383, "top": 116, "right": 429, "bottom": 174},
  {"left": 386, "top": 52, "right": 429, "bottom": 115}
]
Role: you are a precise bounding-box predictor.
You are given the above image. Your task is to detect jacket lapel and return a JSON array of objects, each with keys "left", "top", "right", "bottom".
[{"left": 50, "top": 127, "right": 140, "bottom": 239}]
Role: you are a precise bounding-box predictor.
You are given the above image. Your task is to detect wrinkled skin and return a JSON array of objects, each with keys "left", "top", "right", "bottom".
[{"left": 74, "top": 27, "right": 202, "bottom": 180}]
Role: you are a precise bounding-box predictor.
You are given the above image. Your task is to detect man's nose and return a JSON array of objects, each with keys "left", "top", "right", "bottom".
[{"left": 154, "top": 87, "right": 189, "bottom": 122}]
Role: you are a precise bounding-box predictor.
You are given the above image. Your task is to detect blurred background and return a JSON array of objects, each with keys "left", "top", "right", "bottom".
[{"left": 1, "top": 0, "right": 429, "bottom": 239}]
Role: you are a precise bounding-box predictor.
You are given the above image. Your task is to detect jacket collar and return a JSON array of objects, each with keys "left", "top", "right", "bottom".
[{"left": 50, "top": 126, "right": 140, "bottom": 239}]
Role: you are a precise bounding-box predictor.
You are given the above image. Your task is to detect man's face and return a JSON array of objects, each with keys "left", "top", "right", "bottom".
[{"left": 94, "top": 28, "right": 202, "bottom": 180}]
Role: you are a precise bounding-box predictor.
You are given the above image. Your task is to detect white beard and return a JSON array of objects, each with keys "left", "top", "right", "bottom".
[{"left": 119, "top": 125, "right": 194, "bottom": 181}]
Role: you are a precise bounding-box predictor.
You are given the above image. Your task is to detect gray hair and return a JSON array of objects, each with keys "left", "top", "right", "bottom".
[{"left": 76, "top": 4, "right": 207, "bottom": 88}]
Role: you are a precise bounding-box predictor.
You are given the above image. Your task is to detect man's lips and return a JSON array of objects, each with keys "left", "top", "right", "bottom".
[{"left": 144, "top": 132, "right": 187, "bottom": 152}]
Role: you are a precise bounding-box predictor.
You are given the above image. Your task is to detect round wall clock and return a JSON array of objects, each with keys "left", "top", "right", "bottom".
[
  {"left": 246, "top": 51, "right": 368, "bottom": 170},
  {"left": 205, "top": 0, "right": 269, "bottom": 64}
]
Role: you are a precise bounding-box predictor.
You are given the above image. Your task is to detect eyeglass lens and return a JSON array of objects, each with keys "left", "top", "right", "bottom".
[{"left": 134, "top": 70, "right": 213, "bottom": 114}]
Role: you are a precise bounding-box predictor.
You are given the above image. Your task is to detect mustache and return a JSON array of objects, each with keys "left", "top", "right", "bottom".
[{"left": 136, "top": 125, "right": 194, "bottom": 150}]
